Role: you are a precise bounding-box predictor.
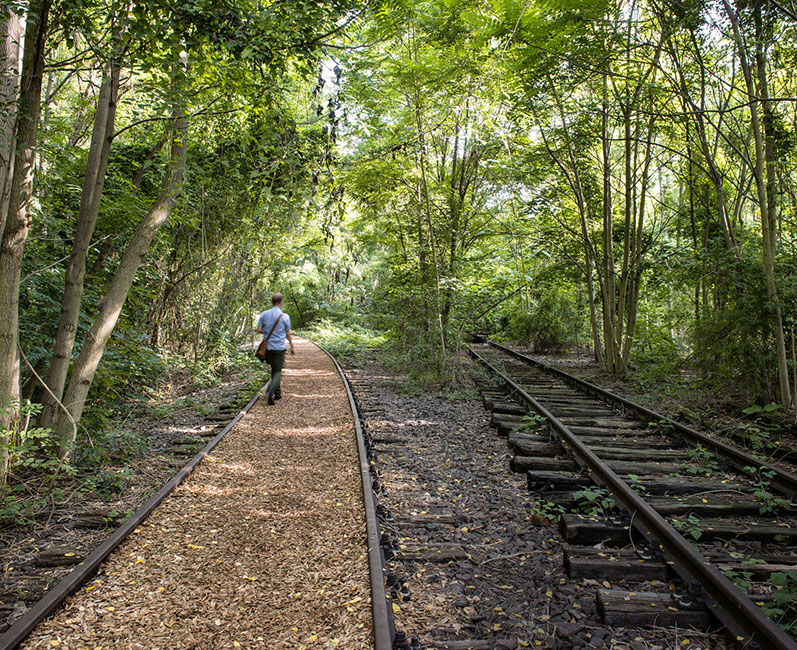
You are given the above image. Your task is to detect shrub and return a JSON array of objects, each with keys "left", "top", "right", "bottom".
[{"left": 504, "top": 290, "right": 580, "bottom": 352}]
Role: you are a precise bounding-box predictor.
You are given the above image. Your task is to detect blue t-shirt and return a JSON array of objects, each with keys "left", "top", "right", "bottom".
[{"left": 258, "top": 307, "right": 291, "bottom": 351}]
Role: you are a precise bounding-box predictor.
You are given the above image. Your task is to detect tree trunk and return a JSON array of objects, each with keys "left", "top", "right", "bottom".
[
  {"left": 40, "top": 59, "right": 121, "bottom": 426},
  {"left": 722, "top": 0, "right": 790, "bottom": 409},
  {"left": 0, "top": 0, "right": 51, "bottom": 484},
  {"left": 599, "top": 74, "right": 625, "bottom": 375},
  {"left": 55, "top": 100, "right": 188, "bottom": 457},
  {"left": 754, "top": 4, "right": 790, "bottom": 410},
  {"left": 621, "top": 113, "right": 653, "bottom": 363},
  {"left": 413, "top": 95, "right": 446, "bottom": 353},
  {"left": 0, "top": 9, "right": 22, "bottom": 236}
]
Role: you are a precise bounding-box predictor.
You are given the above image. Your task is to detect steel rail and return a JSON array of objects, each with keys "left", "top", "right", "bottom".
[
  {"left": 0, "top": 384, "right": 267, "bottom": 650},
  {"left": 470, "top": 345, "right": 797, "bottom": 650},
  {"left": 488, "top": 340, "right": 797, "bottom": 497},
  {"left": 315, "top": 341, "right": 394, "bottom": 650}
]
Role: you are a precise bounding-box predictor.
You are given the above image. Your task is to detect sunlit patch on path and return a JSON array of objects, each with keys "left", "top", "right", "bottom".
[{"left": 22, "top": 338, "right": 372, "bottom": 650}]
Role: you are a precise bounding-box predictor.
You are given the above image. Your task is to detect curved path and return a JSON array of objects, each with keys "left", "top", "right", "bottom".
[{"left": 22, "top": 338, "right": 372, "bottom": 650}]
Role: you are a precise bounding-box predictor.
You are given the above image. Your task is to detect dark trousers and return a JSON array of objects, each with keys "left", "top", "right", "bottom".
[{"left": 265, "top": 348, "right": 286, "bottom": 396}]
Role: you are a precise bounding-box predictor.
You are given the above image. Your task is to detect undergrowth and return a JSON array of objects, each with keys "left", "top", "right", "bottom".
[
  {"left": 299, "top": 318, "right": 476, "bottom": 395},
  {"left": 299, "top": 318, "right": 388, "bottom": 360}
]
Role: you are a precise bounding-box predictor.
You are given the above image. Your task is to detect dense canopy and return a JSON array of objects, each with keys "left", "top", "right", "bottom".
[{"left": 2, "top": 0, "right": 796, "bottom": 496}]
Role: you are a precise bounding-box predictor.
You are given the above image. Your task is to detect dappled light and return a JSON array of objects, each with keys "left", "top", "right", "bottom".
[
  {"left": 20, "top": 340, "right": 371, "bottom": 649},
  {"left": 4, "top": 0, "right": 797, "bottom": 646}
]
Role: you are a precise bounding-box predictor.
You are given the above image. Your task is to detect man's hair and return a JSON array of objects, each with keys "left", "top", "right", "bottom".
[{"left": 272, "top": 293, "right": 284, "bottom": 305}]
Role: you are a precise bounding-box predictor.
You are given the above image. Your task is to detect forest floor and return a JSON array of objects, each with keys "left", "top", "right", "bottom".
[
  {"left": 344, "top": 351, "right": 733, "bottom": 650},
  {"left": 0, "top": 361, "right": 263, "bottom": 633}
]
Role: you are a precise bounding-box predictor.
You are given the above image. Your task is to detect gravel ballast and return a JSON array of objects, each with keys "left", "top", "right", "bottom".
[{"left": 345, "top": 354, "right": 733, "bottom": 650}]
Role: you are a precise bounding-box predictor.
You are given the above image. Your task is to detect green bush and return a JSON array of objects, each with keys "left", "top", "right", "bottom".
[
  {"left": 1, "top": 400, "right": 66, "bottom": 480},
  {"left": 299, "top": 318, "right": 388, "bottom": 359},
  {"left": 74, "top": 424, "right": 149, "bottom": 468},
  {"left": 504, "top": 290, "right": 580, "bottom": 352}
]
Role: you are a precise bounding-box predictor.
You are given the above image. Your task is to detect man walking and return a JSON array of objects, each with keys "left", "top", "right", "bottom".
[{"left": 257, "top": 293, "right": 295, "bottom": 405}]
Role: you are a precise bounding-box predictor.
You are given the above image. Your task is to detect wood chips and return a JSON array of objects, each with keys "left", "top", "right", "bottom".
[{"left": 22, "top": 339, "right": 373, "bottom": 650}]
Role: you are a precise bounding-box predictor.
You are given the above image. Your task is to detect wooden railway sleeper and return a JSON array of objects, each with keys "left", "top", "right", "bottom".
[
  {"left": 470, "top": 344, "right": 797, "bottom": 649},
  {"left": 486, "top": 340, "right": 797, "bottom": 497}
]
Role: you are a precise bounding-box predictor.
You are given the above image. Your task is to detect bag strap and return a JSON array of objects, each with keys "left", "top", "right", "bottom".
[{"left": 263, "top": 313, "right": 284, "bottom": 345}]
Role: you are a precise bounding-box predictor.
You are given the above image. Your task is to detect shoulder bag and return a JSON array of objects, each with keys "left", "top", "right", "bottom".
[{"left": 255, "top": 313, "right": 284, "bottom": 361}]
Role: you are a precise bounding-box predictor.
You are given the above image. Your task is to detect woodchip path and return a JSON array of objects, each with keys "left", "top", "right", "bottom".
[{"left": 21, "top": 338, "right": 372, "bottom": 650}]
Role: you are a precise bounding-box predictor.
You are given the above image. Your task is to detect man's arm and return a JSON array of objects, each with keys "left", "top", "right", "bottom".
[
  {"left": 256, "top": 313, "right": 264, "bottom": 333},
  {"left": 286, "top": 329, "right": 295, "bottom": 355}
]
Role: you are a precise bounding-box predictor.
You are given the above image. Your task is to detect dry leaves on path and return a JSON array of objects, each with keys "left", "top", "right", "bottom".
[{"left": 22, "top": 338, "right": 372, "bottom": 650}]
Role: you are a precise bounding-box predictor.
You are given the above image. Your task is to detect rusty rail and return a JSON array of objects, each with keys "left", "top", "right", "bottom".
[
  {"left": 471, "top": 344, "right": 797, "bottom": 650},
  {"left": 488, "top": 340, "right": 797, "bottom": 496},
  {"left": 314, "top": 341, "right": 395, "bottom": 650},
  {"left": 0, "top": 386, "right": 266, "bottom": 650}
]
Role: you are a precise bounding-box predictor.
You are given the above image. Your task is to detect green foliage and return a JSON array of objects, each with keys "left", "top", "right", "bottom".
[
  {"left": 743, "top": 466, "right": 791, "bottom": 515},
  {"left": 74, "top": 425, "right": 149, "bottom": 469},
  {"left": 0, "top": 401, "right": 71, "bottom": 525},
  {"left": 767, "top": 570, "right": 797, "bottom": 634},
  {"left": 1, "top": 400, "right": 66, "bottom": 479},
  {"left": 672, "top": 513, "right": 703, "bottom": 541},
  {"left": 572, "top": 486, "right": 616, "bottom": 517},
  {"left": 0, "top": 485, "right": 61, "bottom": 527},
  {"left": 683, "top": 445, "right": 720, "bottom": 477},
  {"left": 719, "top": 565, "right": 755, "bottom": 593},
  {"left": 628, "top": 332, "right": 684, "bottom": 387},
  {"left": 91, "top": 335, "right": 167, "bottom": 404},
  {"left": 299, "top": 318, "right": 388, "bottom": 360},
  {"left": 503, "top": 288, "right": 581, "bottom": 352},
  {"left": 530, "top": 498, "right": 564, "bottom": 521},
  {"left": 737, "top": 417, "right": 782, "bottom": 455},
  {"left": 626, "top": 474, "right": 647, "bottom": 495},
  {"left": 516, "top": 413, "right": 547, "bottom": 434},
  {"left": 742, "top": 403, "right": 781, "bottom": 415},
  {"left": 234, "top": 377, "right": 267, "bottom": 409},
  {"left": 78, "top": 468, "right": 134, "bottom": 500},
  {"left": 720, "top": 558, "right": 797, "bottom": 635}
]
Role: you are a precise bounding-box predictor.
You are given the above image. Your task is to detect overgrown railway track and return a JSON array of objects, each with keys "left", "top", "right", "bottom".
[
  {"left": 0, "top": 341, "right": 394, "bottom": 650},
  {"left": 471, "top": 340, "right": 797, "bottom": 650}
]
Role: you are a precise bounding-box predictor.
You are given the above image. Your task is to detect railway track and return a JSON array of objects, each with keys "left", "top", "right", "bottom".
[
  {"left": 0, "top": 340, "right": 394, "bottom": 650},
  {"left": 471, "top": 340, "right": 797, "bottom": 650},
  {"left": 342, "top": 362, "right": 545, "bottom": 650}
]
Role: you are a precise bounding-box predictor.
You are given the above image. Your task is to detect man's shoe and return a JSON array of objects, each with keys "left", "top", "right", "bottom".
[
  {"left": 275, "top": 391, "right": 282, "bottom": 400},
  {"left": 267, "top": 394, "right": 275, "bottom": 406}
]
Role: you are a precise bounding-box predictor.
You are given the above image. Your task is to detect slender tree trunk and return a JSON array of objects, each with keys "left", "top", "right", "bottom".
[
  {"left": 754, "top": 4, "right": 790, "bottom": 409},
  {"left": 600, "top": 75, "right": 625, "bottom": 375},
  {"left": 622, "top": 109, "right": 655, "bottom": 362},
  {"left": 411, "top": 76, "right": 446, "bottom": 353},
  {"left": 0, "top": 0, "right": 50, "bottom": 484},
  {"left": 0, "top": 9, "right": 22, "bottom": 236},
  {"left": 55, "top": 98, "right": 188, "bottom": 457},
  {"left": 617, "top": 103, "right": 632, "bottom": 346},
  {"left": 723, "top": 0, "right": 790, "bottom": 409},
  {"left": 40, "top": 59, "right": 121, "bottom": 426}
]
